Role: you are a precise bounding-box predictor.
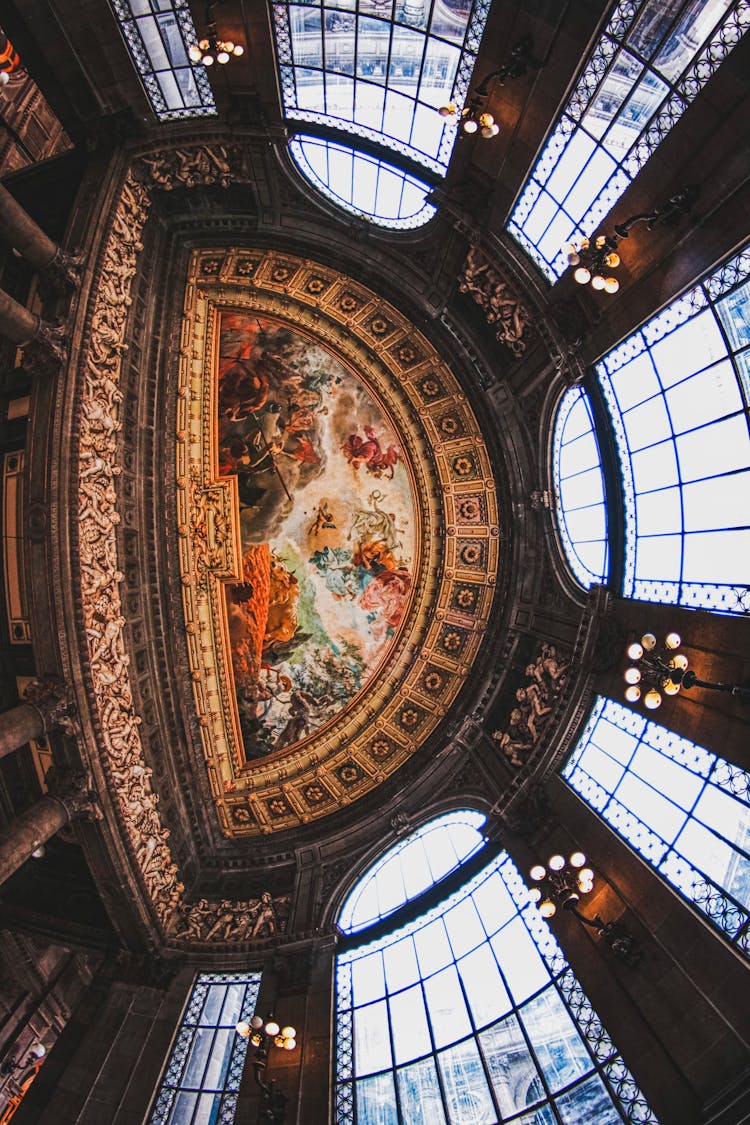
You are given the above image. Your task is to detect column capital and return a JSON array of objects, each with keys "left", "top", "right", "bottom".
[
  {"left": 21, "top": 320, "right": 68, "bottom": 375},
  {"left": 46, "top": 767, "right": 101, "bottom": 822},
  {"left": 40, "top": 246, "right": 85, "bottom": 297},
  {"left": 22, "top": 677, "right": 79, "bottom": 736}
]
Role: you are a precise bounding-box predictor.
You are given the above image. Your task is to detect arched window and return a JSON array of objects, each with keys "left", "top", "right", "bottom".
[
  {"left": 562, "top": 697, "right": 750, "bottom": 958},
  {"left": 508, "top": 0, "right": 748, "bottom": 281},
  {"left": 595, "top": 239, "right": 750, "bottom": 613},
  {"left": 551, "top": 386, "right": 610, "bottom": 590},
  {"left": 272, "top": 0, "right": 491, "bottom": 226},
  {"left": 335, "top": 812, "right": 658, "bottom": 1123}
]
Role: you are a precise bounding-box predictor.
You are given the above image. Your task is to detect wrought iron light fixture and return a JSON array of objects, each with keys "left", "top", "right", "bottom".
[
  {"left": 565, "top": 186, "right": 698, "bottom": 295},
  {"left": 236, "top": 1013, "right": 297, "bottom": 1123},
  {"left": 439, "top": 36, "right": 533, "bottom": 139},
  {"left": 188, "top": 2, "right": 244, "bottom": 66},
  {"left": 624, "top": 631, "right": 750, "bottom": 709},
  {"left": 527, "top": 851, "right": 640, "bottom": 965},
  {"left": 1, "top": 1041, "right": 46, "bottom": 1076}
]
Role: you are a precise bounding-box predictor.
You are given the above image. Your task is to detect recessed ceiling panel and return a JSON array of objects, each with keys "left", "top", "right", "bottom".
[{"left": 176, "top": 249, "right": 499, "bottom": 835}]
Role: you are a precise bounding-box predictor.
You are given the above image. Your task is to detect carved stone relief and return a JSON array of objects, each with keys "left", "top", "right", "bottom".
[{"left": 458, "top": 244, "right": 533, "bottom": 356}]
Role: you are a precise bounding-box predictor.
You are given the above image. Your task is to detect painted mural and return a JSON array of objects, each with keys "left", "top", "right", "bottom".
[{"left": 217, "top": 313, "right": 416, "bottom": 760}]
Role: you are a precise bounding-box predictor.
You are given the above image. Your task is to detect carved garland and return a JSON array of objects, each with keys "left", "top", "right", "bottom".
[{"left": 75, "top": 155, "right": 288, "bottom": 944}]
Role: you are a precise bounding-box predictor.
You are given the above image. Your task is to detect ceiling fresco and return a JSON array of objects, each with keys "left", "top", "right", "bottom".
[
  {"left": 216, "top": 314, "right": 417, "bottom": 760},
  {"left": 177, "top": 248, "right": 499, "bottom": 836}
]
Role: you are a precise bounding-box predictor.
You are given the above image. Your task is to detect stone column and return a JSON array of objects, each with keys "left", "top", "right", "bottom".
[
  {"left": 0, "top": 769, "right": 98, "bottom": 887},
  {"left": 0, "top": 286, "right": 40, "bottom": 346},
  {"left": 0, "top": 702, "right": 45, "bottom": 761},
  {"left": 0, "top": 678, "right": 79, "bottom": 761},
  {"left": 0, "top": 183, "right": 59, "bottom": 274}
]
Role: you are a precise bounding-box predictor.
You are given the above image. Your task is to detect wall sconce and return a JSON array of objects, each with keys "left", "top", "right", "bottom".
[
  {"left": 188, "top": 2, "right": 244, "bottom": 66},
  {"left": 236, "top": 1013, "right": 297, "bottom": 1123},
  {"left": 527, "top": 852, "right": 640, "bottom": 965},
  {"left": 1, "top": 1041, "right": 46, "bottom": 1076},
  {"left": 565, "top": 186, "right": 698, "bottom": 295},
  {"left": 439, "top": 36, "right": 533, "bottom": 139},
  {"left": 624, "top": 631, "right": 750, "bottom": 709}
]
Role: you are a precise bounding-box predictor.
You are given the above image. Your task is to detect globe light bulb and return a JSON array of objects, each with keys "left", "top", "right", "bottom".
[
  {"left": 283, "top": 1038, "right": 296, "bottom": 1050},
  {"left": 0, "top": 72, "right": 9, "bottom": 87},
  {"left": 567, "top": 251, "right": 580, "bottom": 266},
  {"left": 281, "top": 1027, "right": 297, "bottom": 1040},
  {"left": 604, "top": 276, "right": 620, "bottom": 294},
  {"left": 570, "top": 851, "right": 586, "bottom": 868},
  {"left": 30, "top": 1043, "right": 46, "bottom": 1059},
  {"left": 665, "top": 632, "right": 681, "bottom": 649},
  {"left": 265, "top": 1021, "right": 280, "bottom": 1037},
  {"left": 539, "top": 900, "right": 556, "bottom": 919},
  {"left": 189, "top": 44, "right": 202, "bottom": 61},
  {"left": 670, "top": 653, "right": 689, "bottom": 671},
  {"left": 627, "top": 642, "right": 643, "bottom": 660},
  {"left": 236, "top": 1021, "right": 251, "bottom": 1038},
  {"left": 579, "top": 237, "right": 590, "bottom": 250},
  {"left": 479, "top": 113, "right": 494, "bottom": 127},
  {"left": 199, "top": 38, "right": 209, "bottom": 50},
  {"left": 624, "top": 667, "right": 641, "bottom": 684},
  {"left": 233, "top": 44, "right": 244, "bottom": 56},
  {"left": 641, "top": 633, "right": 657, "bottom": 651},
  {"left": 595, "top": 235, "right": 606, "bottom": 249},
  {"left": 275, "top": 1035, "right": 285, "bottom": 1047},
  {"left": 578, "top": 868, "right": 594, "bottom": 883},
  {"left": 530, "top": 864, "right": 547, "bottom": 881},
  {"left": 578, "top": 879, "right": 594, "bottom": 894},
  {"left": 527, "top": 887, "right": 542, "bottom": 903},
  {"left": 663, "top": 679, "right": 681, "bottom": 695},
  {"left": 250, "top": 1016, "right": 264, "bottom": 1030},
  {"left": 217, "top": 50, "right": 230, "bottom": 64},
  {"left": 463, "top": 118, "right": 478, "bottom": 134},
  {"left": 591, "top": 274, "right": 606, "bottom": 291},
  {"left": 439, "top": 104, "right": 456, "bottom": 117},
  {"left": 223, "top": 41, "right": 235, "bottom": 52},
  {"left": 573, "top": 267, "right": 591, "bottom": 285},
  {"left": 202, "top": 53, "right": 214, "bottom": 65},
  {"left": 625, "top": 685, "right": 641, "bottom": 703},
  {"left": 644, "top": 688, "right": 662, "bottom": 709},
  {"left": 604, "top": 252, "right": 620, "bottom": 268},
  {"left": 548, "top": 854, "right": 565, "bottom": 871}
]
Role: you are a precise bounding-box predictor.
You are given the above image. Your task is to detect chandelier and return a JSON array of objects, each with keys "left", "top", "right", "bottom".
[
  {"left": 438, "top": 36, "right": 533, "bottom": 140},
  {"left": 188, "top": 2, "right": 244, "bottom": 66}
]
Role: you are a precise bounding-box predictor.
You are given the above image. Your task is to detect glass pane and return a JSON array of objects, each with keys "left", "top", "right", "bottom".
[
  {"left": 438, "top": 1039, "right": 495, "bottom": 1125},
  {"left": 356, "top": 1072, "right": 399, "bottom": 1125},
  {"left": 390, "top": 986, "right": 432, "bottom": 1065},
  {"left": 556, "top": 1073, "right": 623, "bottom": 1124},
  {"left": 491, "top": 919, "right": 549, "bottom": 1004},
  {"left": 423, "top": 966, "right": 471, "bottom": 1048},
  {"left": 397, "top": 1058, "right": 448, "bottom": 1124},
  {"left": 459, "top": 944, "right": 512, "bottom": 1028},
  {"left": 355, "top": 1001, "right": 393, "bottom": 1075},
  {"left": 480, "top": 1014, "right": 541, "bottom": 1118},
  {"left": 521, "top": 989, "right": 592, "bottom": 1092}
]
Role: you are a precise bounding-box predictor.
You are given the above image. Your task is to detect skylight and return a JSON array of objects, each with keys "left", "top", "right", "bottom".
[
  {"left": 273, "top": 0, "right": 491, "bottom": 225},
  {"left": 110, "top": 0, "right": 217, "bottom": 121},
  {"left": 508, "top": 0, "right": 749, "bottom": 281}
]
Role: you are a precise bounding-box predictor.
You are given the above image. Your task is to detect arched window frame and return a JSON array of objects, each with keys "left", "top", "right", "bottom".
[
  {"left": 562, "top": 696, "right": 750, "bottom": 958},
  {"left": 551, "top": 384, "right": 611, "bottom": 591},
  {"left": 508, "top": 0, "right": 749, "bottom": 282},
  {"left": 334, "top": 812, "right": 658, "bottom": 1124}
]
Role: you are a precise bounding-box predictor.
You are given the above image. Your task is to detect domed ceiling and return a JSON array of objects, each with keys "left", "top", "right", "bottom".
[{"left": 176, "top": 247, "right": 500, "bottom": 835}]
